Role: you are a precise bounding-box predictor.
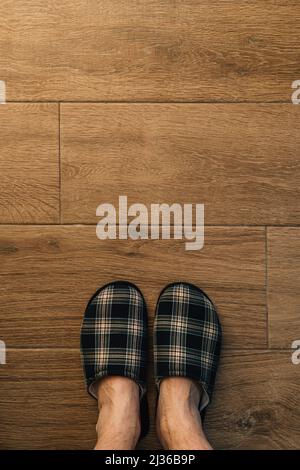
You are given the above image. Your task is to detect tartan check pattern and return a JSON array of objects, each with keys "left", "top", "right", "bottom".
[
  {"left": 154, "top": 282, "right": 222, "bottom": 412},
  {"left": 80, "top": 281, "right": 148, "bottom": 398}
]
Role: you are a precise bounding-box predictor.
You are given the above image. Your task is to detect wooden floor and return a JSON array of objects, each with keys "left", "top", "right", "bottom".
[{"left": 0, "top": 1, "right": 299, "bottom": 450}]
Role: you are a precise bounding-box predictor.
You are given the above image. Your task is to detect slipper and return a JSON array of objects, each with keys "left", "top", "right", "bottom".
[
  {"left": 80, "top": 280, "right": 149, "bottom": 439},
  {"left": 154, "top": 282, "right": 222, "bottom": 419}
]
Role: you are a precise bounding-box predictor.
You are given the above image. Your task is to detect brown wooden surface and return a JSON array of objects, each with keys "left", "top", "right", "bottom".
[
  {"left": 0, "top": 104, "right": 59, "bottom": 223},
  {"left": 61, "top": 104, "right": 300, "bottom": 225},
  {"left": 0, "top": 349, "right": 299, "bottom": 449},
  {"left": 0, "top": 0, "right": 299, "bottom": 451},
  {"left": 204, "top": 350, "right": 300, "bottom": 450},
  {"left": 0, "top": 225, "right": 266, "bottom": 349},
  {"left": 268, "top": 228, "right": 300, "bottom": 348},
  {"left": 1, "top": 1, "right": 300, "bottom": 102}
]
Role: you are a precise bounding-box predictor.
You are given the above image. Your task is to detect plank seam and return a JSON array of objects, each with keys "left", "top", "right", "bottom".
[
  {"left": 58, "top": 103, "right": 62, "bottom": 224},
  {"left": 4, "top": 100, "right": 292, "bottom": 105},
  {"left": 265, "top": 226, "right": 270, "bottom": 349},
  {"left": 0, "top": 223, "right": 298, "bottom": 227},
  {"left": 3, "top": 347, "right": 293, "bottom": 352}
]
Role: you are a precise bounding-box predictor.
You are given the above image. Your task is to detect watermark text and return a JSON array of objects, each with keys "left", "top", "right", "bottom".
[
  {"left": 96, "top": 196, "right": 204, "bottom": 251},
  {"left": 291, "top": 340, "right": 300, "bottom": 365},
  {"left": 291, "top": 80, "right": 300, "bottom": 104},
  {"left": 0, "top": 80, "right": 6, "bottom": 104},
  {"left": 0, "top": 340, "right": 6, "bottom": 365}
]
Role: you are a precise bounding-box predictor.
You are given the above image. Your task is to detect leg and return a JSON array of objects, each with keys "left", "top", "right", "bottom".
[
  {"left": 94, "top": 376, "right": 141, "bottom": 450},
  {"left": 156, "top": 377, "right": 213, "bottom": 450},
  {"left": 154, "top": 283, "right": 222, "bottom": 450},
  {"left": 81, "top": 281, "right": 149, "bottom": 449}
]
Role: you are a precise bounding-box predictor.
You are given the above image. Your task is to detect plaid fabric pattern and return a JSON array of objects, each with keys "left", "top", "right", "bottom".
[
  {"left": 154, "top": 282, "right": 222, "bottom": 413},
  {"left": 80, "top": 281, "right": 148, "bottom": 398}
]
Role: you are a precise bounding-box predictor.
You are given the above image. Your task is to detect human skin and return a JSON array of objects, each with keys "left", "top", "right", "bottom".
[{"left": 94, "top": 375, "right": 212, "bottom": 450}]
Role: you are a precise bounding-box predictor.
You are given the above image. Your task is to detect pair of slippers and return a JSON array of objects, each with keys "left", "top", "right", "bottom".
[{"left": 80, "top": 281, "right": 222, "bottom": 440}]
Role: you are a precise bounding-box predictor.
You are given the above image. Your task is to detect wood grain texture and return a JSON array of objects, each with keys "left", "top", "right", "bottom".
[
  {"left": 0, "top": 225, "right": 266, "bottom": 349},
  {"left": 0, "top": 0, "right": 299, "bottom": 452},
  {"left": 204, "top": 350, "right": 300, "bottom": 450},
  {"left": 61, "top": 104, "right": 300, "bottom": 225},
  {"left": 1, "top": 1, "right": 300, "bottom": 101},
  {"left": 268, "top": 228, "right": 300, "bottom": 348},
  {"left": 0, "top": 349, "right": 298, "bottom": 449},
  {"left": 0, "top": 104, "right": 59, "bottom": 223}
]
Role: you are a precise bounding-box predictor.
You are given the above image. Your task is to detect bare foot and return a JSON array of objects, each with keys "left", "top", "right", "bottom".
[
  {"left": 94, "top": 376, "right": 141, "bottom": 450},
  {"left": 156, "top": 377, "right": 213, "bottom": 450}
]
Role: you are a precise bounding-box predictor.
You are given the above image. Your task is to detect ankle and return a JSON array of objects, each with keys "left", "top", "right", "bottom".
[
  {"left": 94, "top": 376, "right": 141, "bottom": 450},
  {"left": 156, "top": 377, "right": 212, "bottom": 450},
  {"left": 95, "top": 407, "right": 140, "bottom": 449},
  {"left": 158, "top": 377, "right": 201, "bottom": 422},
  {"left": 157, "top": 407, "right": 212, "bottom": 450}
]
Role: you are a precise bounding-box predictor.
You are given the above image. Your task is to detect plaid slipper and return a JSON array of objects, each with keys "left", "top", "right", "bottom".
[
  {"left": 154, "top": 282, "right": 222, "bottom": 418},
  {"left": 80, "top": 280, "right": 149, "bottom": 439}
]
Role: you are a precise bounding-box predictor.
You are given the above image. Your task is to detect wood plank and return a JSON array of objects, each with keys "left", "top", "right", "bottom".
[
  {"left": 0, "top": 349, "right": 298, "bottom": 449},
  {"left": 61, "top": 104, "right": 300, "bottom": 225},
  {"left": 0, "top": 225, "right": 266, "bottom": 349},
  {"left": 205, "top": 350, "right": 300, "bottom": 450},
  {"left": 0, "top": 1, "right": 299, "bottom": 101},
  {"left": 0, "top": 349, "right": 97, "bottom": 450},
  {"left": 268, "top": 228, "right": 300, "bottom": 348},
  {"left": 0, "top": 104, "right": 59, "bottom": 223}
]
